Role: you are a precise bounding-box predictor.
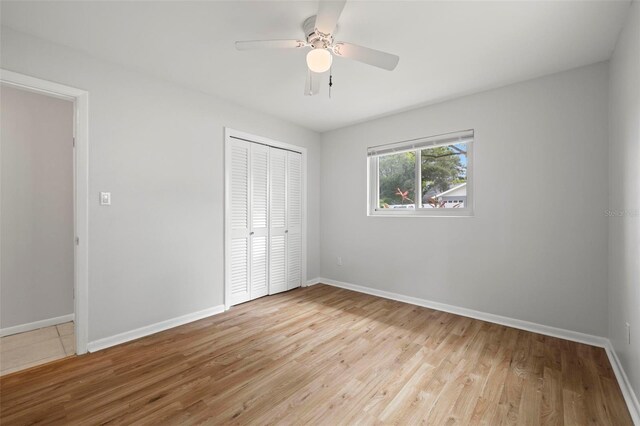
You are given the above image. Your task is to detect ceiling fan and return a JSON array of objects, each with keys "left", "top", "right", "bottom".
[{"left": 235, "top": 0, "right": 399, "bottom": 96}]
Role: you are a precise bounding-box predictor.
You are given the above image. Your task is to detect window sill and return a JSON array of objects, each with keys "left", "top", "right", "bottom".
[{"left": 368, "top": 209, "right": 474, "bottom": 217}]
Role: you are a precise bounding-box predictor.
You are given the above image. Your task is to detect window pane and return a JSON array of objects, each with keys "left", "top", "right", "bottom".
[
  {"left": 421, "top": 142, "right": 467, "bottom": 209},
  {"left": 378, "top": 151, "right": 416, "bottom": 209}
]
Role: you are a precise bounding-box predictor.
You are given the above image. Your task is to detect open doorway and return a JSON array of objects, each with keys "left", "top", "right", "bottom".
[{"left": 0, "top": 71, "right": 89, "bottom": 374}]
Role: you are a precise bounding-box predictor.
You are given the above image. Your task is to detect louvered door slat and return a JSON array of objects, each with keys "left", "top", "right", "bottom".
[
  {"left": 270, "top": 149, "right": 287, "bottom": 230},
  {"left": 230, "top": 144, "right": 249, "bottom": 230},
  {"left": 269, "top": 235, "right": 287, "bottom": 294},
  {"left": 287, "top": 232, "right": 301, "bottom": 290},
  {"left": 251, "top": 236, "right": 268, "bottom": 299},
  {"left": 230, "top": 239, "right": 249, "bottom": 295},
  {"left": 251, "top": 144, "right": 269, "bottom": 230},
  {"left": 287, "top": 152, "right": 302, "bottom": 232}
]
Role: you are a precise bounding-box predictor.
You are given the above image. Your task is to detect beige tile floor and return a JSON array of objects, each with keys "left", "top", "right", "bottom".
[{"left": 0, "top": 322, "right": 75, "bottom": 376}]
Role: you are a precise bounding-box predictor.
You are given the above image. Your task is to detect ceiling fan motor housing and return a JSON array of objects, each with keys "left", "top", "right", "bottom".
[{"left": 303, "top": 15, "right": 336, "bottom": 49}]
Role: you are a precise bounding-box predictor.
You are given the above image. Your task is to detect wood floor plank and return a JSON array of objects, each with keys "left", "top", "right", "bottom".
[{"left": 0, "top": 284, "right": 633, "bottom": 425}]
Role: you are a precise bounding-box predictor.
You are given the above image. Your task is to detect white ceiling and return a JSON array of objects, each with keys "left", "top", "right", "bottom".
[{"left": 1, "top": 1, "right": 630, "bottom": 132}]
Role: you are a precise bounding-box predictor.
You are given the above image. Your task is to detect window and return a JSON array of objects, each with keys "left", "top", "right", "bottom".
[{"left": 368, "top": 130, "right": 473, "bottom": 216}]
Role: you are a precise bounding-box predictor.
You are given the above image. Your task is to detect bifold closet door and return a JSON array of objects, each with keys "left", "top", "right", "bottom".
[
  {"left": 250, "top": 143, "right": 269, "bottom": 300},
  {"left": 269, "top": 148, "right": 288, "bottom": 295},
  {"left": 228, "top": 139, "right": 251, "bottom": 306},
  {"left": 286, "top": 151, "right": 302, "bottom": 290},
  {"left": 227, "top": 136, "right": 303, "bottom": 306}
]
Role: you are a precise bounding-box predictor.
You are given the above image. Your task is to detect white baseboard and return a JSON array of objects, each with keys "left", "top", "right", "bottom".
[
  {"left": 319, "top": 277, "right": 639, "bottom": 423},
  {"left": 0, "top": 313, "right": 75, "bottom": 337},
  {"left": 604, "top": 342, "right": 640, "bottom": 425},
  {"left": 319, "top": 278, "right": 607, "bottom": 347},
  {"left": 305, "top": 277, "right": 321, "bottom": 286},
  {"left": 87, "top": 305, "right": 225, "bottom": 353}
]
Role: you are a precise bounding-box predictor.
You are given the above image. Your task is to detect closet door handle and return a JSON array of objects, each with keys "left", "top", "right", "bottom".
[
  {"left": 250, "top": 231, "right": 255, "bottom": 235},
  {"left": 285, "top": 230, "right": 289, "bottom": 233}
]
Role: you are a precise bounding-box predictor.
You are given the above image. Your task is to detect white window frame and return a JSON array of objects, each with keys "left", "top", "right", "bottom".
[{"left": 367, "top": 130, "right": 474, "bottom": 217}]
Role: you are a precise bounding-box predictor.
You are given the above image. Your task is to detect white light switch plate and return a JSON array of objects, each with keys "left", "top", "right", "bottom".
[{"left": 100, "top": 192, "right": 111, "bottom": 205}]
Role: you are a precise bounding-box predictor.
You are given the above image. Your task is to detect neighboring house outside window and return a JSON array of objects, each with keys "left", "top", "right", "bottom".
[{"left": 425, "top": 182, "right": 467, "bottom": 208}]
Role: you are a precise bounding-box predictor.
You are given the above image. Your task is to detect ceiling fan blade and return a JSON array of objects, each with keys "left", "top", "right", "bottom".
[
  {"left": 304, "top": 70, "right": 321, "bottom": 96},
  {"left": 235, "top": 39, "right": 306, "bottom": 51},
  {"left": 315, "top": 0, "right": 346, "bottom": 35},
  {"left": 333, "top": 42, "right": 399, "bottom": 71}
]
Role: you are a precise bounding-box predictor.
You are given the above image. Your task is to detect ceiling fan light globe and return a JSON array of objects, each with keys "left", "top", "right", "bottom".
[{"left": 306, "top": 48, "right": 332, "bottom": 73}]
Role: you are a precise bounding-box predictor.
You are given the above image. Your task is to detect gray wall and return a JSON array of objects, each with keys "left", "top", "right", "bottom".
[
  {"left": 0, "top": 28, "right": 321, "bottom": 342},
  {"left": 1, "top": 85, "right": 74, "bottom": 328},
  {"left": 609, "top": 0, "right": 640, "bottom": 401},
  {"left": 320, "top": 62, "right": 610, "bottom": 337}
]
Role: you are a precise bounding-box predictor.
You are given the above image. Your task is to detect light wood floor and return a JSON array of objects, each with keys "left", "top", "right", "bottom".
[{"left": 0, "top": 284, "right": 632, "bottom": 425}]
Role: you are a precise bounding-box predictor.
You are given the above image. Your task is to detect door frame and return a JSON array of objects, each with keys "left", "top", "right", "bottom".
[
  {"left": 224, "top": 128, "right": 307, "bottom": 310},
  {"left": 1, "top": 69, "right": 89, "bottom": 355}
]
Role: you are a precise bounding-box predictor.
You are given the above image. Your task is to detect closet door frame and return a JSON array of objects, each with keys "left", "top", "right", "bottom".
[{"left": 224, "top": 128, "right": 307, "bottom": 311}]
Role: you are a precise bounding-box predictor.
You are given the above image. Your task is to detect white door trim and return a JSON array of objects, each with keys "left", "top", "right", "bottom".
[
  {"left": 224, "top": 128, "right": 307, "bottom": 310},
  {"left": 1, "top": 69, "right": 89, "bottom": 355}
]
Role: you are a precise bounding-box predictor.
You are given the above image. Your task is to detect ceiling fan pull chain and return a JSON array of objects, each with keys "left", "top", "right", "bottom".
[{"left": 329, "top": 67, "right": 333, "bottom": 99}]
